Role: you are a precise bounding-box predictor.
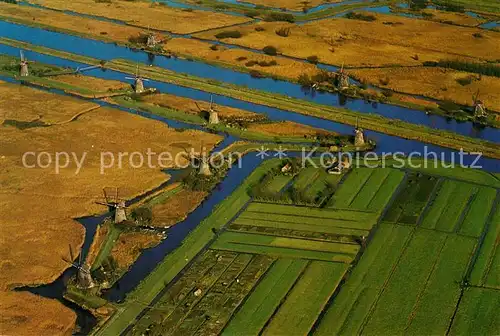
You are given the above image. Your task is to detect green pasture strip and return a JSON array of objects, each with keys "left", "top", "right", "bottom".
[
  {"left": 231, "top": 218, "right": 370, "bottom": 236},
  {"left": 222, "top": 259, "right": 308, "bottom": 336},
  {"left": 91, "top": 223, "right": 123, "bottom": 271},
  {"left": 350, "top": 169, "right": 392, "bottom": 210},
  {"left": 470, "top": 202, "right": 500, "bottom": 286},
  {"left": 238, "top": 211, "right": 373, "bottom": 230},
  {"left": 129, "top": 250, "right": 238, "bottom": 336},
  {"left": 94, "top": 159, "right": 281, "bottom": 336},
  {"left": 313, "top": 223, "right": 413, "bottom": 336},
  {"left": 367, "top": 170, "right": 405, "bottom": 212},
  {"left": 303, "top": 171, "right": 330, "bottom": 200},
  {"left": 422, "top": 181, "right": 476, "bottom": 232},
  {"left": 459, "top": 187, "right": 497, "bottom": 238},
  {"left": 383, "top": 174, "right": 438, "bottom": 225},
  {"left": 328, "top": 168, "right": 374, "bottom": 208},
  {"left": 168, "top": 254, "right": 275, "bottom": 336},
  {"left": 378, "top": 158, "right": 500, "bottom": 188},
  {"left": 449, "top": 288, "right": 500, "bottom": 336},
  {"left": 210, "top": 243, "right": 354, "bottom": 263},
  {"left": 292, "top": 167, "right": 319, "bottom": 192},
  {"left": 142, "top": 184, "right": 184, "bottom": 208},
  {"left": 361, "top": 229, "right": 448, "bottom": 335},
  {"left": 484, "top": 203, "right": 500, "bottom": 288},
  {"left": 263, "top": 261, "right": 348, "bottom": 336},
  {"left": 264, "top": 174, "right": 293, "bottom": 194},
  {"left": 405, "top": 234, "right": 477, "bottom": 335},
  {"left": 215, "top": 231, "right": 360, "bottom": 255},
  {"left": 245, "top": 202, "right": 376, "bottom": 222}
]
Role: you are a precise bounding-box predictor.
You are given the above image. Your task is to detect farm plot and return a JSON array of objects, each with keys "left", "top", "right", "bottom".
[
  {"left": 263, "top": 174, "right": 294, "bottom": 194},
  {"left": 361, "top": 230, "right": 475, "bottom": 335},
  {"left": 212, "top": 231, "right": 359, "bottom": 263},
  {"left": 262, "top": 261, "right": 348, "bottom": 336},
  {"left": 383, "top": 173, "right": 438, "bottom": 225},
  {"left": 449, "top": 288, "right": 500, "bottom": 336},
  {"left": 470, "top": 202, "right": 500, "bottom": 287},
  {"left": 459, "top": 187, "right": 497, "bottom": 238},
  {"left": 421, "top": 180, "right": 477, "bottom": 232},
  {"left": 350, "top": 169, "right": 405, "bottom": 212},
  {"left": 130, "top": 251, "right": 274, "bottom": 336},
  {"left": 327, "top": 168, "right": 374, "bottom": 208},
  {"left": 222, "top": 258, "right": 308, "bottom": 336},
  {"left": 293, "top": 167, "right": 320, "bottom": 192},
  {"left": 314, "top": 223, "right": 414, "bottom": 336}
]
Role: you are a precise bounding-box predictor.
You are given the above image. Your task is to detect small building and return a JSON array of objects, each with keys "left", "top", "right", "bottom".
[{"left": 281, "top": 163, "right": 292, "bottom": 174}]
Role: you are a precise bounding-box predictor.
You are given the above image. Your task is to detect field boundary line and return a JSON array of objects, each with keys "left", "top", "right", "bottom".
[
  {"left": 404, "top": 235, "right": 449, "bottom": 333},
  {"left": 452, "top": 188, "right": 479, "bottom": 234},
  {"left": 325, "top": 169, "right": 352, "bottom": 207},
  {"left": 242, "top": 210, "right": 374, "bottom": 222},
  {"left": 214, "top": 241, "right": 358, "bottom": 257},
  {"left": 347, "top": 169, "right": 375, "bottom": 208},
  {"left": 365, "top": 170, "right": 392, "bottom": 210},
  {"left": 224, "top": 228, "right": 361, "bottom": 244},
  {"left": 234, "top": 216, "right": 371, "bottom": 230},
  {"left": 416, "top": 177, "right": 443, "bottom": 227},
  {"left": 250, "top": 201, "right": 377, "bottom": 213}
]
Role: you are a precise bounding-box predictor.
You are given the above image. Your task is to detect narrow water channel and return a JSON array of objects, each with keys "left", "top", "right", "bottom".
[{"left": 1, "top": 21, "right": 499, "bottom": 142}]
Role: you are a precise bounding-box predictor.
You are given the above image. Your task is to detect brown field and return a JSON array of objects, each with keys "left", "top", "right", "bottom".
[
  {"left": 53, "top": 74, "right": 130, "bottom": 93},
  {"left": 142, "top": 93, "right": 258, "bottom": 119},
  {"left": 351, "top": 67, "right": 500, "bottom": 112},
  {"left": 195, "top": 12, "right": 500, "bottom": 66},
  {"left": 110, "top": 231, "right": 163, "bottom": 269},
  {"left": 391, "top": 93, "right": 440, "bottom": 109},
  {"left": 0, "top": 83, "right": 221, "bottom": 334},
  {"left": 419, "top": 8, "right": 487, "bottom": 26},
  {"left": 0, "top": 3, "right": 167, "bottom": 44},
  {"left": 237, "top": 0, "right": 341, "bottom": 11},
  {"left": 151, "top": 189, "right": 208, "bottom": 227},
  {"left": 167, "top": 38, "right": 320, "bottom": 80},
  {"left": 27, "top": 0, "right": 251, "bottom": 34},
  {"left": 248, "top": 120, "right": 331, "bottom": 136}
]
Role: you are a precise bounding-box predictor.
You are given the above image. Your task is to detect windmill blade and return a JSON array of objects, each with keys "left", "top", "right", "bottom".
[
  {"left": 141, "top": 78, "right": 150, "bottom": 82},
  {"left": 103, "top": 188, "right": 109, "bottom": 204},
  {"left": 194, "top": 102, "right": 204, "bottom": 112},
  {"left": 115, "top": 187, "right": 119, "bottom": 204},
  {"left": 125, "top": 77, "right": 136, "bottom": 80},
  {"left": 69, "top": 244, "right": 74, "bottom": 262},
  {"left": 79, "top": 251, "right": 83, "bottom": 267},
  {"left": 20, "top": 50, "right": 25, "bottom": 62}
]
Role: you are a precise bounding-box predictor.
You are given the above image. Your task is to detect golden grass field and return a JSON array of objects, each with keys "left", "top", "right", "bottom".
[
  {"left": 0, "top": 3, "right": 168, "bottom": 44},
  {"left": 27, "top": 0, "right": 251, "bottom": 34},
  {"left": 247, "top": 120, "right": 331, "bottom": 136},
  {"left": 196, "top": 12, "right": 500, "bottom": 66},
  {"left": 151, "top": 189, "right": 208, "bottom": 227},
  {"left": 110, "top": 232, "right": 163, "bottom": 269},
  {"left": 142, "top": 92, "right": 258, "bottom": 119},
  {"left": 241, "top": 0, "right": 341, "bottom": 11},
  {"left": 0, "top": 83, "right": 221, "bottom": 334},
  {"left": 167, "top": 38, "right": 320, "bottom": 80},
  {"left": 419, "top": 8, "right": 488, "bottom": 26},
  {"left": 53, "top": 74, "right": 129, "bottom": 93},
  {"left": 351, "top": 67, "right": 500, "bottom": 112}
]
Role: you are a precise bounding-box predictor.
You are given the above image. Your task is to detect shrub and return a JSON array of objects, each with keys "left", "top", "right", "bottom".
[
  {"left": 1, "top": 0, "right": 17, "bottom": 3},
  {"left": 275, "top": 27, "right": 291, "bottom": 37},
  {"left": 255, "top": 26, "right": 266, "bottom": 32},
  {"left": 312, "top": 70, "right": 331, "bottom": 83},
  {"left": 209, "top": 44, "right": 218, "bottom": 51},
  {"left": 456, "top": 76, "right": 474, "bottom": 86},
  {"left": 382, "top": 89, "right": 394, "bottom": 97},
  {"left": 264, "top": 12, "right": 295, "bottom": 23},
  {"left": 258, "top": 60, "right": 278, "bottom": 67},
  {"left": 306, "top": 55, "right": 319, "bottom": 64},
  {"left": 182, "top": 8, "right": 193, "bottom": 12},
  {"left": 473, "top": 32, "right": 483, "bottom": 38},
  {"left": 424, "top": 59, "right": 500, "bottom": 78},
  {"left": 298, "top": 73, "right": 313, "bottom": 87},
  {"left": 379, "top": 77, "right": 390, "bottom": 85},
  {"left": 250, "top": 70, "right": 265, "bottom": 78},
  {"left": 236, "top": 56, "right": 247, "bottom": 61},
  {"left": 128, "top": 33, "right": 148, "bottom": 44},
  {"left": 215, "top": 30, "right": 242, "bottom": 39},
  {"left": 130, "top": 207, "right": 153, "bottom": 224},
  {"left": 262, "top": 45, "right": 278, "bottom": 55},
  {"left": 245, "top": 60, "right": 258, "bottom": 67},
  {"left": 345, "top": 12, "right": 376, "bottom": 21},
  {"left": 245, "top": 9, "right": 261, "bottom": 17}
]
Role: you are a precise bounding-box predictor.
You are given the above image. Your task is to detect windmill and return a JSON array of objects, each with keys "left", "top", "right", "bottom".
[
  {"left": 63, "top": 244, "right": 94, "bottom": 289},
  {"left": 19, "top": 50, "right": 30, "bottom": 77},
  {"left": 195, "top": 95, "right": 220, "bottom": 125},
  {"left": 472, "top": 90, "right": 487, "bottom": 118},
  {"left": 125, "top": 64, "right": 149, "bottom": 93},
  {"left": 354, "top": 117, "right": 366, "bottom": 147},
  {"left": 181, "top": 142, "right": 213, "bottom": 176},
  {"left": 96, "top": 187, "right": 128, "bottom": 223},
  {"left": 146, "top": 25, "right": 157, "bottom": 48},
  {"left": 337, "top": 63, "right": 350, "bottom": 90}
]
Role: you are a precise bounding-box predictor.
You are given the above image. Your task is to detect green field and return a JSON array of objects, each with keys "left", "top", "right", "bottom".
[{"left": 94, "top": 162, "right": 500, "bottom": 336}]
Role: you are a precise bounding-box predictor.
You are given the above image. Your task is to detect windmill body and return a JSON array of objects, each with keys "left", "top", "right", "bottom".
[
  {"left": 198, "top": 158, "right": 213, "bottom": 176},
  {"left": 64, "top": 245, "right": 95, "bottom": 289},
  {"left": 354, "top": 118, "right": 366, "bottom": 147},
  {"left": 125, "top": 65, "right": 150, "bottom": 93},
  {"left": 473, "top": 91, "right": 487, "bottom": 118},
  {"left": 19, "top": 50, "right": 29, "bottom": 77},
  {"left": 96, "top": 188, "right": 128, "bottom": 223},
  {"left": 208, "top": 95, "right": 220, "bottom": 125},
  {"left": 337, "top": 64, "right": 350, "bottom": 90},
  {"left": 147, "top": 34, "right": 157, "bottom": 48}
]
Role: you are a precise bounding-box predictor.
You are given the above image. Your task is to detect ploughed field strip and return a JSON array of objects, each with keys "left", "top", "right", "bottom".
[{"left": 125, "top": 161, "right": 500, "bottom": 336}]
